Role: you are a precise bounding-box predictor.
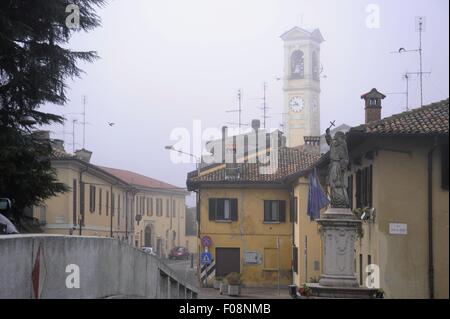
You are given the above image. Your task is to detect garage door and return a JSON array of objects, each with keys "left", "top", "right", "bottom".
[{"left": 215, "top": 247, "right": 240, "bottom": 277}]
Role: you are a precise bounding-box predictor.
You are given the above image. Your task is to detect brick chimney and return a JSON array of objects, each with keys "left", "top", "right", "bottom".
[
  {"left": 361, "top": 88, "right": 386, "bottom": 123},
  {"left": 303, "top": 136, "right": 321, "bottom": 155}
]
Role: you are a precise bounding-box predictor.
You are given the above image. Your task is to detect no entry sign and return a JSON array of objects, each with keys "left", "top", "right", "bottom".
[{"left": 201, "top": 236, "right": 212, "bottom": 247}]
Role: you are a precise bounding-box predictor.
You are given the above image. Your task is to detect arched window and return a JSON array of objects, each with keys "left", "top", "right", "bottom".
[
  {"left": 291, "top": 50, "right": 304, "bottom": 79},
  {"left": 312, "top": 51, "right": 319, "bottom": 81}
]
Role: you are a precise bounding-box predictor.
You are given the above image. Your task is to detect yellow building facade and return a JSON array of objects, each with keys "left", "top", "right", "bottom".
[
  {"left": 32, "top": 148, "right": 191, "bottom": 257},
  {"left": 187, "top": 145, "right": 319, "bottom": 287},
  {"left": 197, "top": 187, "right": 293, "bottom": 287},
  {"left": 345, "top": 99, "right": 449, "bottom": 299},
  {"left": 33, "top": 155, "right": 133, "bottom": 240}
]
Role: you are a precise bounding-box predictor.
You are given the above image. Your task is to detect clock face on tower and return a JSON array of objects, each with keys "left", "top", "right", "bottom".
[{"left": 289, "top": 96, "right": 304, "bottom": 112}]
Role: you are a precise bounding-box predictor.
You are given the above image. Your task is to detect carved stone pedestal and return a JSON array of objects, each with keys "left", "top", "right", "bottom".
[{"left": 306, "top": 208, "right": 378, "bottom": 298}]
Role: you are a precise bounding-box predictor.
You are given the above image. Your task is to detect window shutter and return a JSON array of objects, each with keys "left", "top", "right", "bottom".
[
  {"left": 356, "top": 170, "right": 362, "bottom": 208},
  {"left": 264, "top": 201, "right": 271, "bottom": 222},
  {"left": 230, "top": 199, "right": 238, "bottom": 221},
  {"left": 208, "top": 198, "right": 216, "bottom": 221},
  {"left": 279, "top": 200, "right": 286, "bottom": 222}
]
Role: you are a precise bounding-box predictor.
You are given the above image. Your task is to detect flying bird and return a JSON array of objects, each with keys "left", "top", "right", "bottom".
[
  {"left": 399, "top": 47, "right": 406, "bottom": 53},
  {"left": 107, "top": 122, "right": 115, "bottom": 127}
]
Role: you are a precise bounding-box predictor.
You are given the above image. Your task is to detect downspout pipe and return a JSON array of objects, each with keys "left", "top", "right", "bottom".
[
  {"left": 290, "top": 189, "right": 295, "bottom": 285},
  {"left": 427, "top": 137, "right": 439, "bottom": 299}
]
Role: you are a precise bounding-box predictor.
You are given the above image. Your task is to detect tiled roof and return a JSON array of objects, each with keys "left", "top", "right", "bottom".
[
  {"left": 98, "top": 166, "right": 184, "bottom": 191},
  {"left": 186, "top": 147, "right": 319, "bottom": 190},
  {"left": 350, "top": 99, "right": 449, "bottom": 135},
  {"left": 51, "top": 149, "right": 185, "bottom": 192}
]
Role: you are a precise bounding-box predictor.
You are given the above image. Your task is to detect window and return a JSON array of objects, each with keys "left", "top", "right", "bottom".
[
  {"left": 442, "top": 144, "right": 449, "bottom": 190},
  {"left": 147, "top": 198, "right": 150, "bottom": 216},
  {"left": 106, "top": 191, "right": 109, "bottom": 216},
  {"left": 111, "top": 192, "right": 115, "bottom": 216},
  {"left": 264, "top": 200, "right": 286, "bottom": 223},
  {"left": 149, "top": 198, "right": 154, "bottom": 216},
  {"left": 89, "top": 185, "right": 96, "bottom": 213},
  {"left": 355, "top": 165, "right": 373, "bottom": 208},
  {"left": 172, "top": 200, "right": 176, "bottom": 217},
  {"left": 291, "top": 50, "right": 304, "bottom": 79},
  {"left": 140, "top": 197, "right": 145, "bottom": 216},
  {"left": 117, "top": 195, "right": 121, "bottom": 226},
  {"left": 208, "top": 198, "right": 238, "bottom": 221},
  {"left": 99, "top": 189, "right": 102, "bottom": 215},
  {"left": 369, "top": 98, "right": 377, "bottom": 106},
  {"left": 72, "top": 179, "right": 77, "bottom": 225},
  {"left": 166, "top": 199, "right": 170, "bottom": 217},
  {"left": 156, "top": 198, "right": 163, "bottom": 216}
]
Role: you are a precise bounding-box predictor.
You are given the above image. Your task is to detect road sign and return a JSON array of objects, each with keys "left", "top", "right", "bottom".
[
  {"left": 200, "top": 251, "right": 213, "bottom": 265},
  {"left": 201, "top": 236, "right": 213, "bottom": 247}
]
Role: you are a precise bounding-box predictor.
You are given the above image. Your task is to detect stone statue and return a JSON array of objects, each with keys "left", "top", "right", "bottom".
[{"left": 325, "top": 128, "right": 350, "bottom": 208}]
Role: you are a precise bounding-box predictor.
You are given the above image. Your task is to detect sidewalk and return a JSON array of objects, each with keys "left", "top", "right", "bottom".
[{"left": 198, "top": 287, "right": 291, "bottom": 299}]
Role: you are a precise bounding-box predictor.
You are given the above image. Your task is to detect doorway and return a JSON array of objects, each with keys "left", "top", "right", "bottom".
[{"left": 215, "top": 247, "right": 240, "bottom": 277}]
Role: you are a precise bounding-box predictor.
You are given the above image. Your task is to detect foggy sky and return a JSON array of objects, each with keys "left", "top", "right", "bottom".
[{"left": 40, "top": 0, "right": 449, "bottom": 205}]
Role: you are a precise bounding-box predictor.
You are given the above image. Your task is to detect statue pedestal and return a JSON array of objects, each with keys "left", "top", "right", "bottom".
[{"left": 306, "top": 208, "right": 378, "bottom": 298}]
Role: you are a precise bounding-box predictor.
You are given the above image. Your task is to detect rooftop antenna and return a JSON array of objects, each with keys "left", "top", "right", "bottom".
[
  {"left": 72, "top": 119, "right": 77, "bottom": 154},
  {"left": 261, "top": 82, "right": 269, "bottom": 129},
  {"left": 226, "top": 89, "right": 244, "bottom": 131},
  {"left": 389, "top": 71, "right": 431, "bottom": 111},
  {"left": 390, "top": 16, "right": 428, "bottom": 107}
]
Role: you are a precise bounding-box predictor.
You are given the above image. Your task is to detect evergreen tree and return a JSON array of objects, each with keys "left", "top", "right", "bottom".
[{"left": 0, "top": 0, "right": 105, "bottom": 227}]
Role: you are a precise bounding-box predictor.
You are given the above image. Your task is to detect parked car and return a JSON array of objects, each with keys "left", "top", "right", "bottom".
[
  {"left": 141, "top": 246, "right": 156, "bottom": 256},
  {"left": 169, "top": 246, "right": 190, "bottom": 260}
]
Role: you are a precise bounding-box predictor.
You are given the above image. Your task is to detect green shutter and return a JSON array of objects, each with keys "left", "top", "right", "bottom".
[
  {"left": 279, "top": 200, "right": 286, "bottom": 222},
  {"left": 230, "top": 199, "right": 238, "bottom": 221},
  {"left": 264, "top": 201, "right": 271, "bottom": 222}
]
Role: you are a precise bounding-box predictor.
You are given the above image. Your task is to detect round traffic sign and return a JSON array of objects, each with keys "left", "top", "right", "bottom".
[{"left": 201, "top": 236, "right": 212, "bottom": 247}]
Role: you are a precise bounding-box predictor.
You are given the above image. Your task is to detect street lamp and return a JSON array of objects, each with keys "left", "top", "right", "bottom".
[{"left": 164, "top": 145, "right": 201, "bottom": 177}]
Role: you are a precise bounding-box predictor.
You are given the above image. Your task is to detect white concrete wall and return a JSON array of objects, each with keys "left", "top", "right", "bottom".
[{"left": 0, "top": 234, "right": 197, "bottom": 299}]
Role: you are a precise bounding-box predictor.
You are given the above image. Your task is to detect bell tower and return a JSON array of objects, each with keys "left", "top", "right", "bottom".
[{"left": 281, "top": 27, "right": 324, "bottom": 147}]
